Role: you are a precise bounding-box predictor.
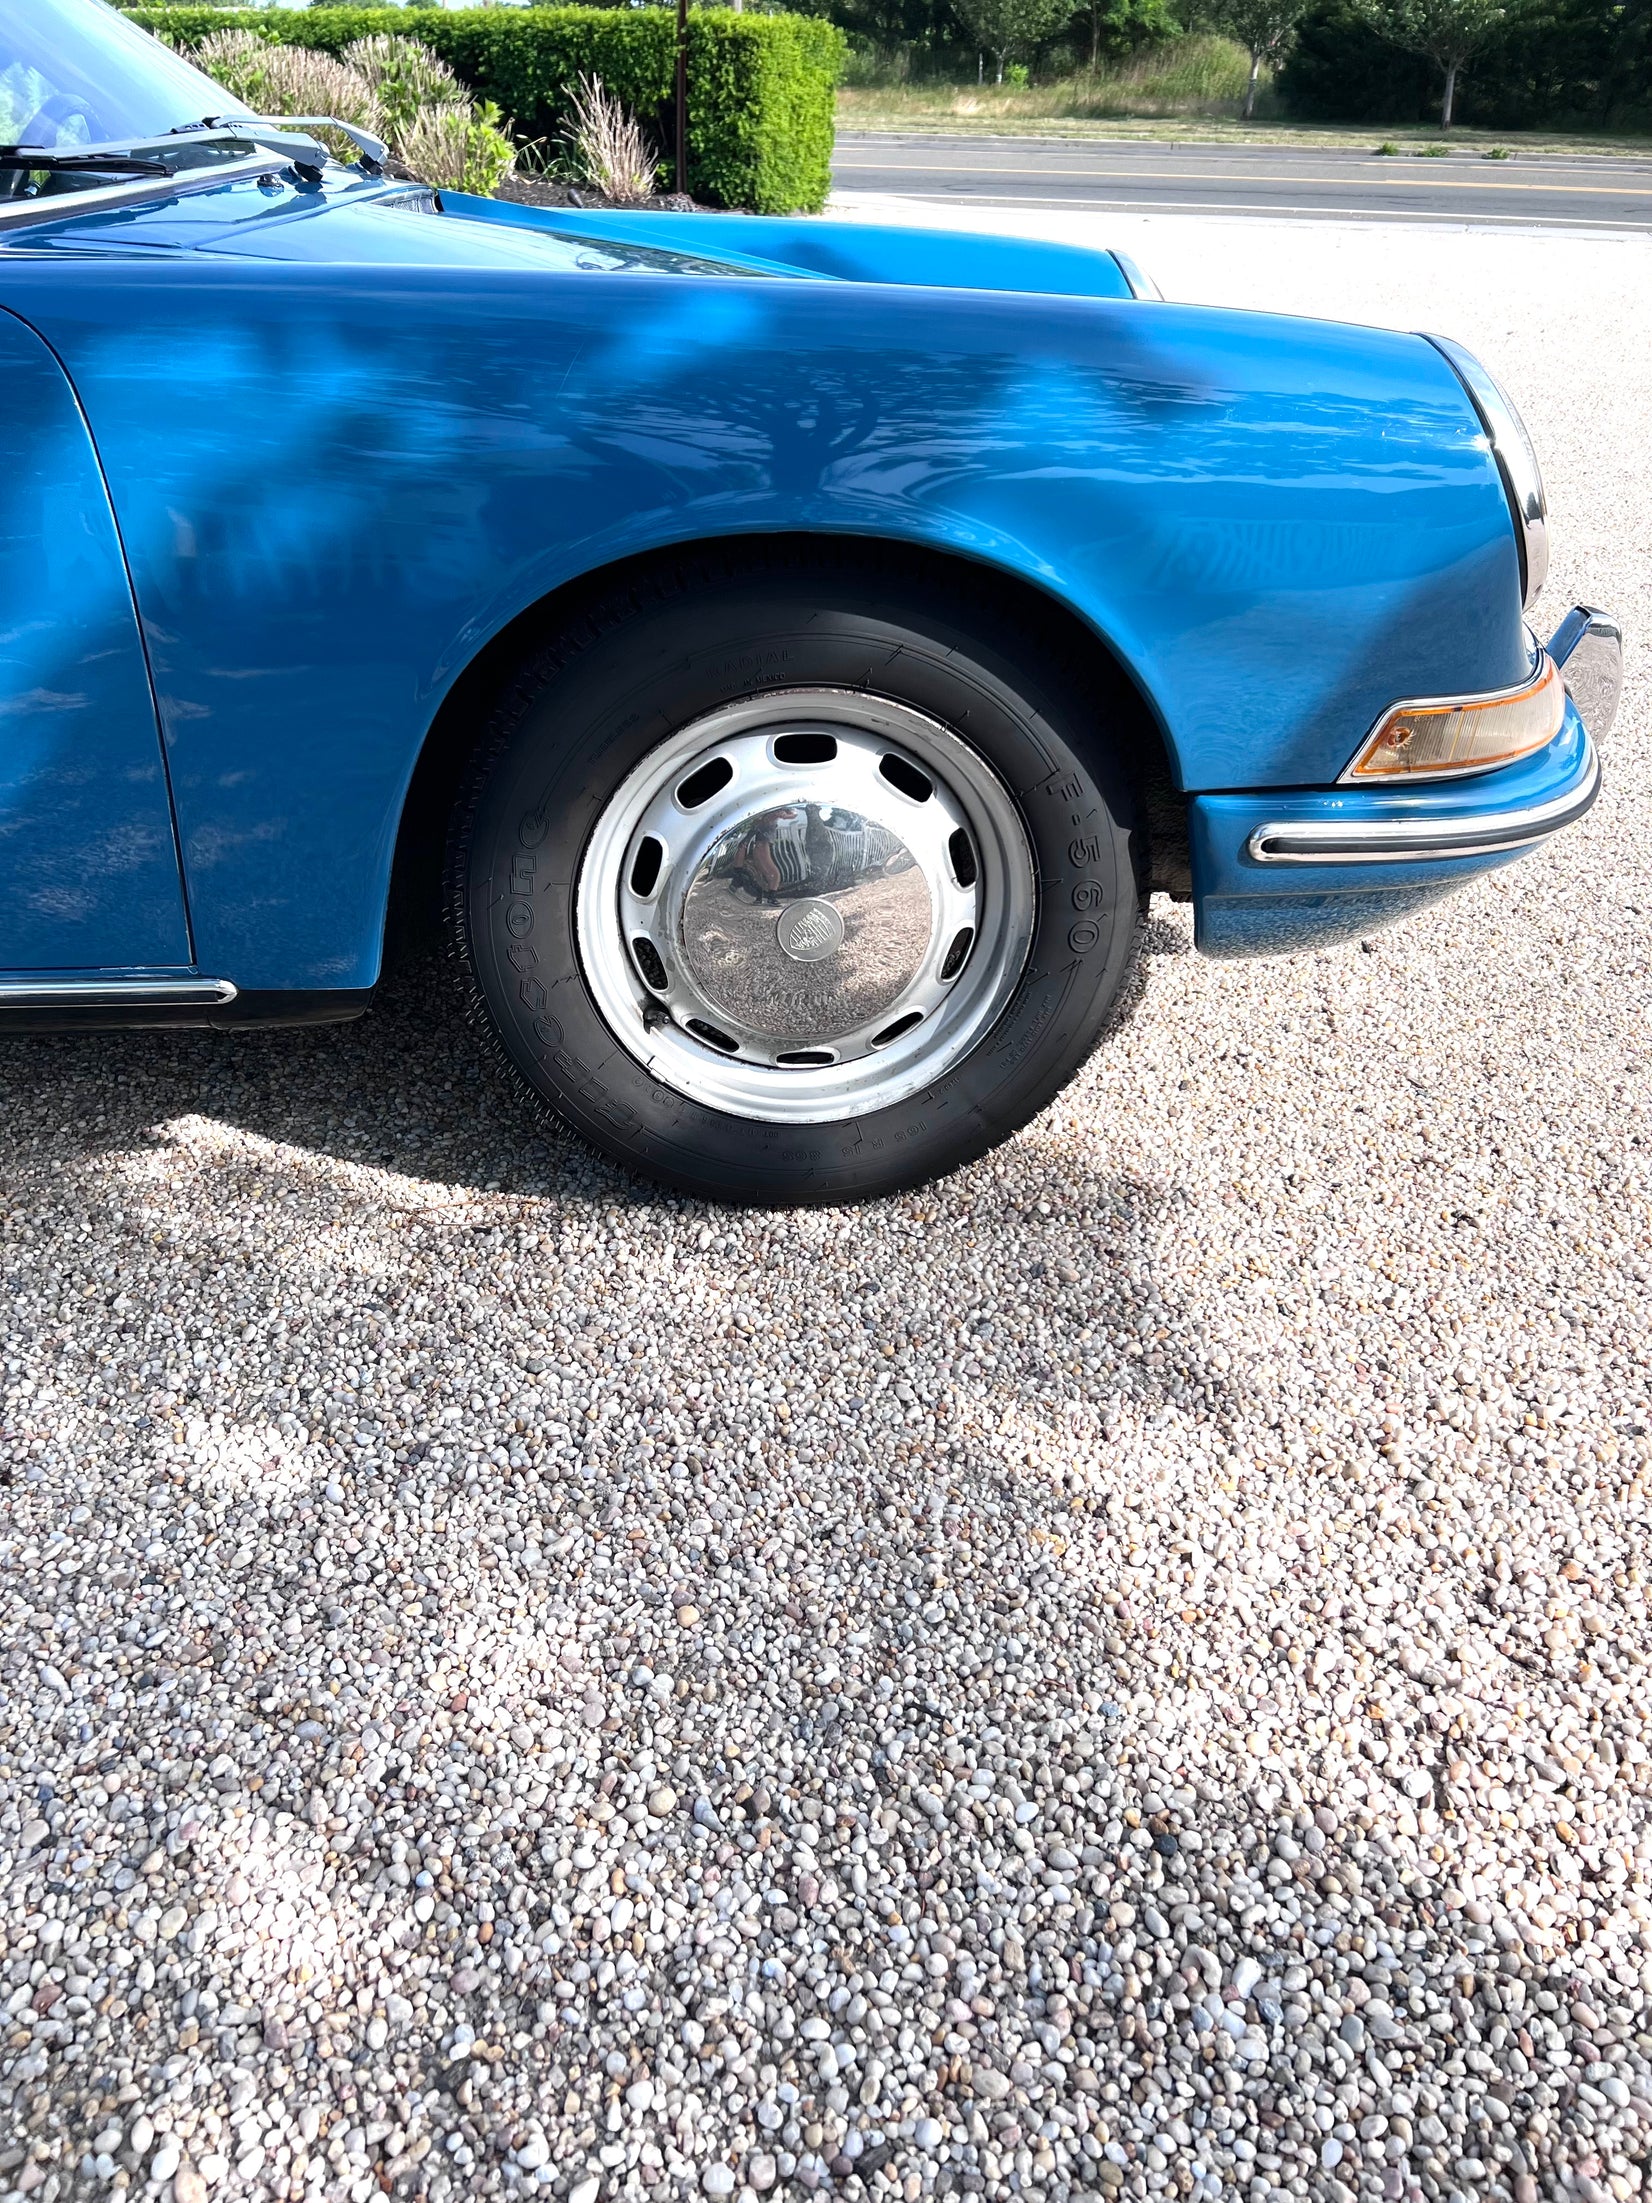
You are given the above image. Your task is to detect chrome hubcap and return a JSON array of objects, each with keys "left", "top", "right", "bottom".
[{"left": 575, "top": 691, "right": 1037, "bottom": 1124}]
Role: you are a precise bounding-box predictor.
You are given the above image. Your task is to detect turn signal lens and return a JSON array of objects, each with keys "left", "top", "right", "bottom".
[{"left": 1344, "top": 656, "right": 1565, "bottom": 783}]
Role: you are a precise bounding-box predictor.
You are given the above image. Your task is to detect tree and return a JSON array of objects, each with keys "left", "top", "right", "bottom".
[
  {"left": 951, "top": 0, "right": 1075, "bottom": 79},
  {"left": 1219, "top": 0, "right": 1309, "bottom": 115},
  {"left": 1069, "top": 0, "right": 1180, "bottom": 70},
  {"left": 798, "top": 0, "right": 975, "bottom": 75},
  {"left": 1355, "top": 0, "right": 1504, "bottom": 123}
]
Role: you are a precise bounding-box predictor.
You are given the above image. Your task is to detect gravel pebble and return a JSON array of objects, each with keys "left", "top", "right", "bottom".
[{"left": 2, "top": 209, "right": 1650, "bottom": 2203}]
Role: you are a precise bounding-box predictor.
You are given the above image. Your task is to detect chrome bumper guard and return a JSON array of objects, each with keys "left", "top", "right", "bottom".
[
  {"left": 1547, "top": 604, "right": 1623, "bottom": 744},
  {"left": 1251, "top": 602, "right": 1619, "bottom": 867}
]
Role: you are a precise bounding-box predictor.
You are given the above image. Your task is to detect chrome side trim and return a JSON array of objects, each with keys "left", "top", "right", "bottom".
[
  {"left": 0, "top": 977, "right": 238, "bottom": 1008},
  {"left": 1109, "top": 250, "right": 1163, "bottom": 300},
  {"left": 1547, "top": 604, "right": 1623, "bottom": 744},
  {"left": 1248, "top": 742, "right": 1598, "bottom": 865},
  {"left": 1424, "top": 333, "right": 1549, "bottom": 610}
]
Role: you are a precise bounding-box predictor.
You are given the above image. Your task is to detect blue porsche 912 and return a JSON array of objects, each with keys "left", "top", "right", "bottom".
[{"left": 0, "top": 0, "right": 1623, "bottom": 1202}]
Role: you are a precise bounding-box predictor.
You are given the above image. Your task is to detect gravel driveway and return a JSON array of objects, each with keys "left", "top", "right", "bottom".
[{"left": 3, "top": 213, "right": 1649, "bottom": 2203}]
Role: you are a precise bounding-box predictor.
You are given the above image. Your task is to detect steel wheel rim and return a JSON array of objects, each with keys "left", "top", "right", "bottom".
[{"left": 574, "top": 689, "right": 1038, "bottom": 1125}]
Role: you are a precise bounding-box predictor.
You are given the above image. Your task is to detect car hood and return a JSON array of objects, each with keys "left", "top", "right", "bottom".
[
  {"left": 446, "top": 192, "right": 1143, "bottom": 300},
  {"left": 2, "top": 165, "right": 1142, "bottom": 300}
]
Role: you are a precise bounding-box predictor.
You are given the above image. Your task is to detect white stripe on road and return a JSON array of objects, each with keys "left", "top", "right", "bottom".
[
  {"left": 834, "top": 157, "right": 1652, "bottom": 199},
  {"left": 830, "top": 187, "right": 1652, "bottom": 231}
]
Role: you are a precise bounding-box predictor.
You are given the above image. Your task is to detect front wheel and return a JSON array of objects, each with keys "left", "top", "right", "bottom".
[{"left": 448, "top": 551, "right": 1143, "bottom": 1205}]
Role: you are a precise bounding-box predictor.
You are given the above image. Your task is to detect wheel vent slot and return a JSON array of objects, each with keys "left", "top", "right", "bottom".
[
  {"left": 675, "top": 757, "right": 734, "bottom": 810},
  {"left": 631, "top": 937, "right": 668, "bottom": 993},
  {"left": 879, "top": 753, "right": 933, "bottom": 804},
  {"left": 939, "top": 927, "right": 975, "bottom": 982},
  {"left": 948, "top": 828, "right": 978, "bottom": 889},
  {"left": 685, "top": 1017, "right": 740, "bottom": 1055},
  {"left": 869, "top": 1010, "right": 925, "bottom": 1049},
  {"left": 629, "top": 836, "right": 664, "bottom": 898},
  {"left": 776, "top": 1048, "right": 836, "bottom": 1067},
  {"left": 772, "top": 732, "right": 838, "bottom": 765}
]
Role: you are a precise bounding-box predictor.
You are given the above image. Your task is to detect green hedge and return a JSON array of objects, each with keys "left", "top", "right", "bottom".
[{"left": 127, "top": 6, "right": 845, "bottom": 212}]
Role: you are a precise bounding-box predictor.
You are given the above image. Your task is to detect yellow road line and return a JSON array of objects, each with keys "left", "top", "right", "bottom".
[{"left": 834, "top": 159, "right": 1652, "bottom": 198}]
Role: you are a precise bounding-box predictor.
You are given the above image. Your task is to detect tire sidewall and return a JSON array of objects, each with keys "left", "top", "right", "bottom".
[{"left": 459, "top": 573, "right": 1139, "bottom": 1204}]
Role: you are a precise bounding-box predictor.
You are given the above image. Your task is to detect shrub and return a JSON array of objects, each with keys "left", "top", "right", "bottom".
[
  {"left": 398, "top": 100, "right": 518, "bottom": 194},
  {"left": 342, "top": 34, "right": 465, "bottom": 144},
  {"left": 190, "top": 26, "right": 272, "bottom": 108},
  {"left": 127, "top": 7, "right": 846, "bottom": 212},
  {"left": 190, "top": 22, "right": 513, "bottom": 189},
  {"left": 563, "top": 73, "right": 658, "bottom": 202},
  {"left": 241, "top": 43, "right": 386, "bottom": 135},
  {"left": 193, "top": 31, "right": 387, "bottom": 160}
]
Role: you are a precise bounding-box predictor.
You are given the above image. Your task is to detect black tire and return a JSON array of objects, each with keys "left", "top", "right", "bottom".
[{"left": 447, "top": 546, "right": 1144, "bottom": 1206}]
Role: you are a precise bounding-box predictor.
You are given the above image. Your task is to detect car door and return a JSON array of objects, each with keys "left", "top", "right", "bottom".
[{"left": 0, "top": 305, "right": 190, "bottom": 971}]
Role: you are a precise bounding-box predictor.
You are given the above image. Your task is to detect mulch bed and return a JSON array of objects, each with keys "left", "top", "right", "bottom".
[{"left": 496, "top": 175, "right": 702, "bottom": 213}]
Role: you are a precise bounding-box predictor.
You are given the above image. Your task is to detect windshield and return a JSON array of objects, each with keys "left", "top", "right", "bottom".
[{"left": 0, "top": 0, "right": 238, "bottom": 149}]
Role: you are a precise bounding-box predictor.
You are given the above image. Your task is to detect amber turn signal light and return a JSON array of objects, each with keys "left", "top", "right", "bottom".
[{"left": 1344, "top": 655, "right": 1566, "bottom": 783}]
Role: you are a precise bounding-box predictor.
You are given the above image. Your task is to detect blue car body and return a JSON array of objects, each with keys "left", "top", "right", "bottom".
[{"left": 0, "top": 136, "right": 1614, "bottom": 1006}]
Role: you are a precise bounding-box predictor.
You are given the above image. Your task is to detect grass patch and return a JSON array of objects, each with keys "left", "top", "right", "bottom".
[
  {"left": 835, "top": 91, "right": 1652, "bottom": 154},
  {"left": 838, "top": 37, "right": 1266, "bottom": 126}
]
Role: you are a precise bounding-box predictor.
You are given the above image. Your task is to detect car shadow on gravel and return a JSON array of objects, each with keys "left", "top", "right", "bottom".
[
  {"left": 0, "top": 948, "right": 1240, "bottom": 1462},
  {"left": 0, "top": 909, "right": 1253, "bottom": 1517},
  {"left": 0, "top": 952, "right": 594, "bottom": 1206},
  {"left": 0, "top": 916, "right": 1179, "bottom": 1222}
]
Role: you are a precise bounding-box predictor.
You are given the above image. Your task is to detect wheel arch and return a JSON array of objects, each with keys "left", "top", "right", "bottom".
[{"left": 382, "top": 530, "right": 1188, "bottom": 976}]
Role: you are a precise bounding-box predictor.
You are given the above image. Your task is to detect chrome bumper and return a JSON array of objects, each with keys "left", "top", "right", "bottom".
[{"left": 1249, "top": 739, "right": 1598, "bottom": 865}]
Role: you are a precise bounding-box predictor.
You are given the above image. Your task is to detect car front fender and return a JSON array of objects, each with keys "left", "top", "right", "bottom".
[{"left": 0, "top": 257, "right": 1523, "bottom": 990}]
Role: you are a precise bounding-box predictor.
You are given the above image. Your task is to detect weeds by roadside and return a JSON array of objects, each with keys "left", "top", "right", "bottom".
[
  {"left": 841, "top": 36, "right": 1267, "bottom": 123},
  {"left": 835, "top": 88, "right": 1652, "bottom": 154}
]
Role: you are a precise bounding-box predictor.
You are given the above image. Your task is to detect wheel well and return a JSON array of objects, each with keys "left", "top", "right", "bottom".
[{"left": 382, "top": 531, "right": 1188, "bottom": 976}]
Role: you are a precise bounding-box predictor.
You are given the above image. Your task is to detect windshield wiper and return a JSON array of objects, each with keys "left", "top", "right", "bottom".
[
  {"left": 0, "top": 148, "right": 173, "bottom": 176},
  {"left": 0, "top": 117, "right": 387, "bottom": 206},
  {"left": 201, "top": 114, "right": 387, "bottom": 177}
]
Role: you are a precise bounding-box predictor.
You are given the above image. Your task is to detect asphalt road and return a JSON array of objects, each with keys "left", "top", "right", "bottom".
[{"left": 833, "top": 132, "right": 1652, "bottom": 230}]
